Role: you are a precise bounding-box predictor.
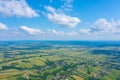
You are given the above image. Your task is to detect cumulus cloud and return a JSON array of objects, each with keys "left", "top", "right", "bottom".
[
  {"left": 47, "top": 29, "right": 65, "bottom": 36},
  {"left": 0, "top": 0, "right": 39, "bottom": 18},
  {"left": 90, "top": 18, "right": 112, "bottom": 32},
  {"left": 0, "top": 23, "right": 8, "bottom": 30},
  {"left": 20, "top": 26, "right": 41, "bottom": 35},
  {"left": 78, "top": 18, "right": 120, "bottom": 36},
  {"left": 90, "top": 18, "right": 120, "bottom": 33},
  {"left": 45, "top": 6, "right": 81, "bottom": 28}
]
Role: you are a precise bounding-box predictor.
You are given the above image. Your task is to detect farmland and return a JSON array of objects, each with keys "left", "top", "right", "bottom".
[{"left": 0, "top": 41, "right": 120, "bottom": 80}]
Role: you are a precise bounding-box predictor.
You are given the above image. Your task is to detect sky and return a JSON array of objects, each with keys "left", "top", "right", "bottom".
[{"left": 0, "top": 0, "right": 120, "bottom": 40}]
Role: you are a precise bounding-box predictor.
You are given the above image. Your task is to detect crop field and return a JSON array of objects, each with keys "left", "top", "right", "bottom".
[{"left": 0, "top": 41, "right": 120, "bottom": 80}]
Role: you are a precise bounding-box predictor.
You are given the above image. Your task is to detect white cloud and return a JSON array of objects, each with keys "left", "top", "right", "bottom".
[
  {"left": 90, "top": 18, "right": 120, "bottom": 34},
  {"left": 45, "top": 6, "right": 56, "bottom": 13},
  {"left": 0, "top": 23, "right": 8, "bottom": 30},
  {"left": 67, "top": 31, "right": 77, "bottom": 36},
  {"left": 61, "top": 0, "right": 73, "bottom": 11},
  {"left": 90, "top": 18, "right": 113, "bottom": 32},
  {"left": 66, "top": 29, "right": 91, "bottom": 36},
  {"left": 0, "top": 0, "right": 39, "bottom": 18},
  {"left": 47, "top": 29, "right": 65, "bottom": 36},
  {"left": 20, "top": 26, "right": 41, "bottom": 35},
  {"left": 79, "top": 29, "right": 90, "bottom": 34},
  {"left": 45, "top": 6, "right": 81, "bottom": 28},
  {"left": 77, "top": 18, "right": 120, "bottom": 36}
]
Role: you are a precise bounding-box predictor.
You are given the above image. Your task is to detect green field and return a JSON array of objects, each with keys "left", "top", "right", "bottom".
[{"left": 0, "top": 41, "right": 120, "bottom": 80}]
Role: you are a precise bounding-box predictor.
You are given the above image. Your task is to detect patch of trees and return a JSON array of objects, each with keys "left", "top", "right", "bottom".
[{"left": 91, "top": 50, "right": 120, "bottom": 55}]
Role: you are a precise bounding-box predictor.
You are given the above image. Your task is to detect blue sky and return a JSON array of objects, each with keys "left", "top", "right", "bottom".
[{"left": 0, "top": 0, "right": 120, "bottom": 40}]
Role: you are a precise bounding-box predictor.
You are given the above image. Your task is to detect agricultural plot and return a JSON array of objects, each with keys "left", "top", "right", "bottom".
[{"left": 0, "top": 41, "right": 120, "bottom": 80}]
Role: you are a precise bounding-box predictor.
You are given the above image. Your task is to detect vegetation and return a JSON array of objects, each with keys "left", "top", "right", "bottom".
[{"left": 0, "top": 41, "right": 120, "bottom": 80}]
